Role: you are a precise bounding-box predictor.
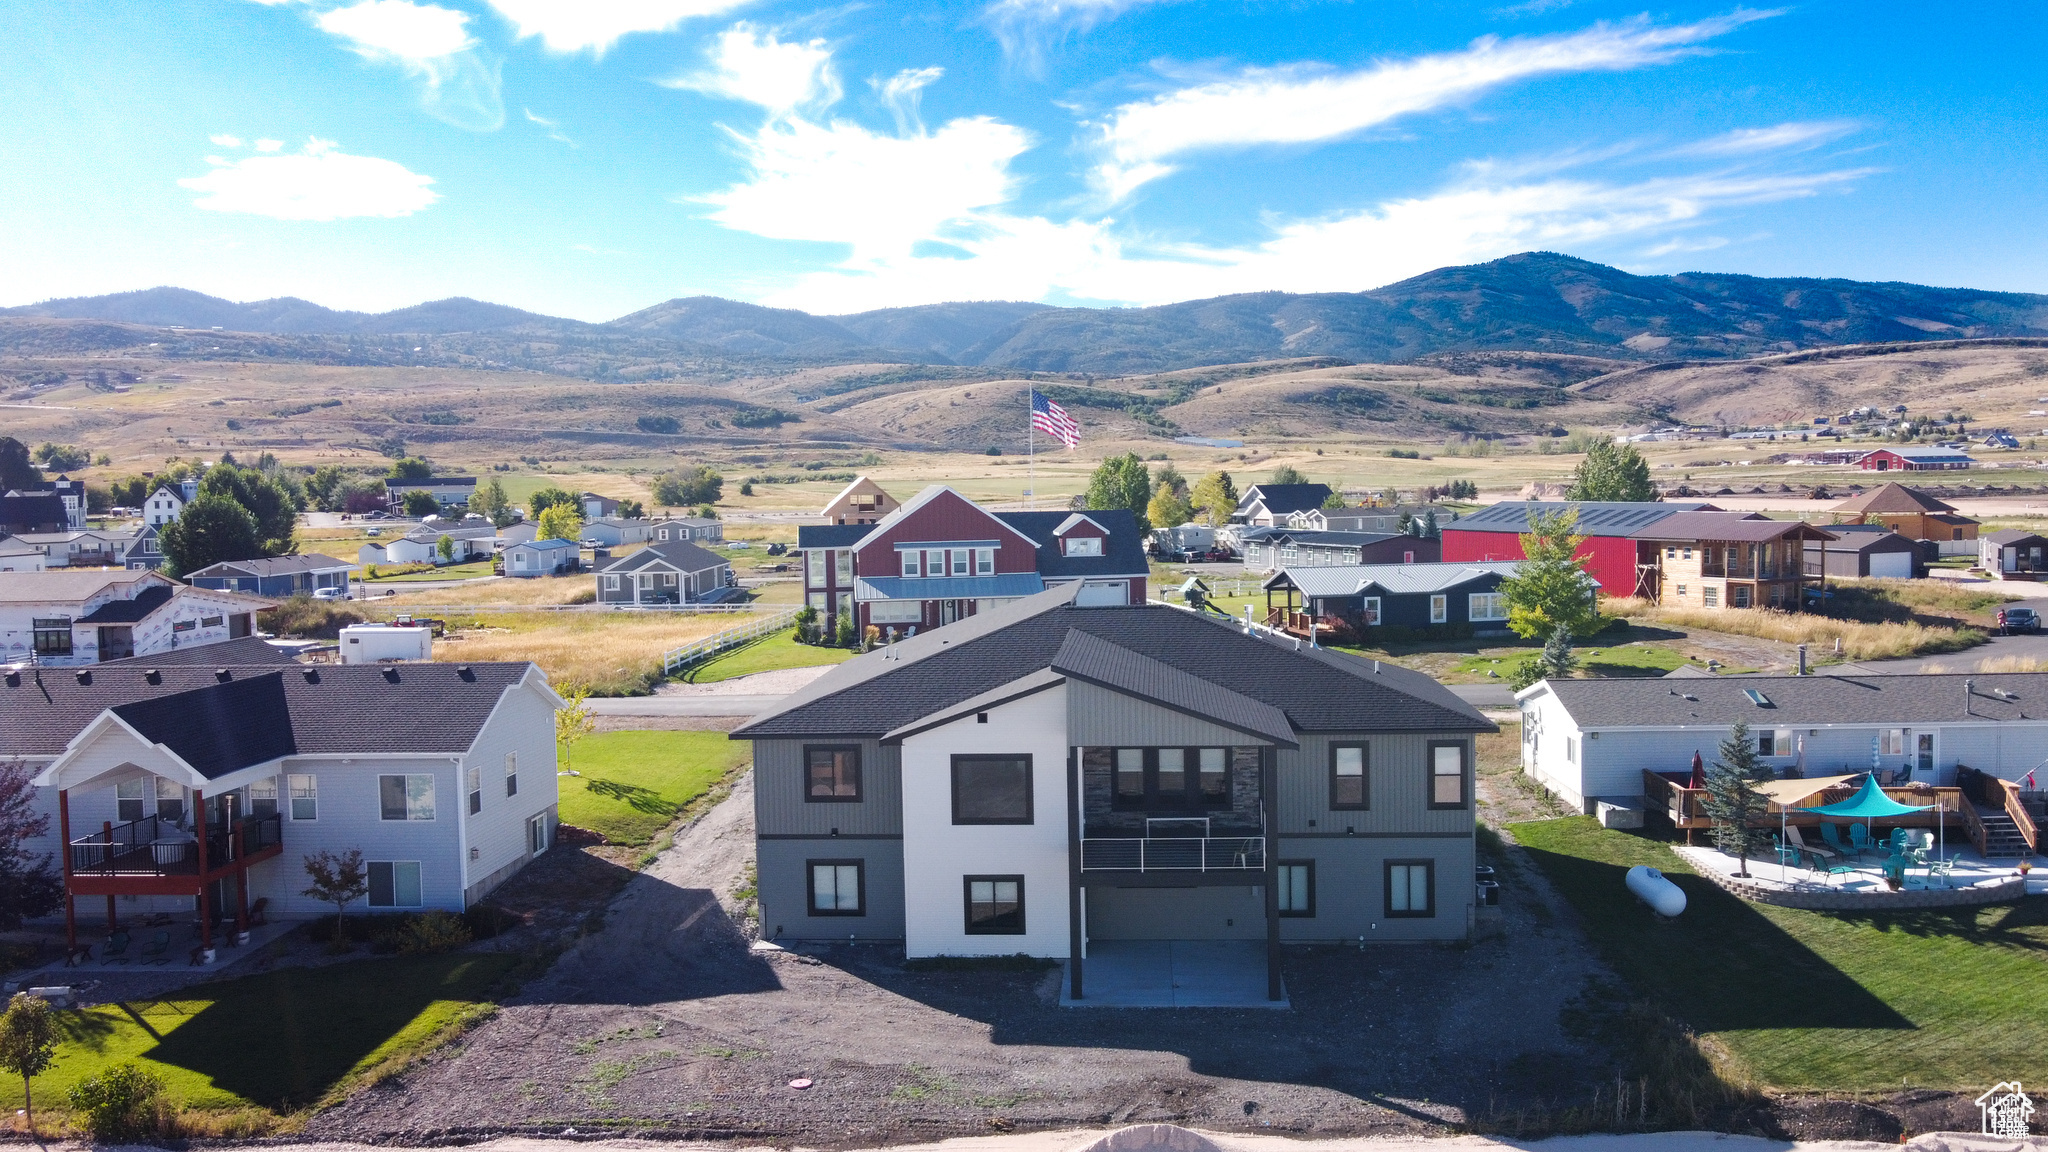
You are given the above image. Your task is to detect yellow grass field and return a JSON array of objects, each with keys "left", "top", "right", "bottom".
[
  {"left": 378, "top": 575, "right": 592, "bottom": 608},
  {"left": 1602, "top": 600, "right": 1985, "bottom": 662},
  {"left": 430, "top": 610, "right": 734, "bottom": 694}
]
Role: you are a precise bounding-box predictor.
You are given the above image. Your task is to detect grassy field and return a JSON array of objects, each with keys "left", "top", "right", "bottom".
[
  {"left": 365, "top": 559, "right": 496, "bottom": 583},
  {"left": 1511, "top": 816, "right": 2048, "bottom": 1091},
  {"left": 557, "top": 730, "right": 753, "bottom": 845},
  {"left": 377, "top": 575, "right": 591, "bottom": 607},
  {"left": 432, "top": 611, "right": 732, "bottom": 694},
  {"left": 1447, "top": 643, "right": 1750, "bottom": 681},
  {"left": 683, "top": 628, "right": 853, "bottom": 683},
  {"left": 0, "top": 952, "right": 519, "bottom": 1127}
]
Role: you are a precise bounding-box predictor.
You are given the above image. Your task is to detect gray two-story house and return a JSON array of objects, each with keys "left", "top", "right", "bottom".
[{"left": 733, "top": 583, "right": 1495, "bottom": 1003}]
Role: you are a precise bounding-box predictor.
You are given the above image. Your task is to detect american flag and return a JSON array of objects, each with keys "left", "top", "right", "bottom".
[{"left": 1030, "top": 389, "right": 1081, "bottom": 448}]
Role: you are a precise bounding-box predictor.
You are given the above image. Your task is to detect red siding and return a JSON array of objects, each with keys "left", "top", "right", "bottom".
[
  {"left": 851, "top": 491, "right": 1036, "bottom": 576},
  {"left": 1441, "top": 529, "right": 1639, "bottom": 596}
]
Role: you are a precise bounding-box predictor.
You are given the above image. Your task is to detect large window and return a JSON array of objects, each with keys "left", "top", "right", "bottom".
[
  {"left": 466, "top": 765, "right": 483, "bottom": 815},
  {"left": 1277, "top": 861, "right": 1314, "bottom": 917},
  {"left": 963, "top": 875, "right": 1024, "bottom": 934},
  {"left": 368, "top": 861, "right": 423, "bottom": 908},
  {"left": 1106, "top": 747, "right": 1233, "bottom": 811},
  {"left": 805, "top": 746, "right": 862, "bottom": 802},
  {"left": 806, "top": 549, "right": 825, "bottom": 585},
  {"left": 379, "top": 774, "right": 437, "bottom": 821},
  {"left": 117, "top": 778, "right": 144, "bottom": 823},
  {"left": 952, "top": 755, "right": 1033, "bottom": 824},
  {"left": 1428, "top": 743, "right": 1467, "bottom": 809},
  {"left": 506, "top": 752, "right": 519, "bottom": 797},
  {"left": 1386, "top": 860, "right": 1434, "bottom": 917},
  {"left": 1329, "top": 744, "right": 1368, "bottom": 810},
  {"left": 156, "top": 781, "right": 185, "bottom": 823},
  {"left": 288, "top": 773, "right": 317, "bottom": 821},
  {"left": 31, "top": 618, "right": 71, "bottom": 656},
  {"left": 808, "top": 860, "right": 864, "bottom": 915},
  {"left": 1468, "top": 593, "right": 1508, "bottom": 622},
  {"left": 835, "top": 550, "right": 853, "bottom": 584},
  {"left": 250, "top": 777, "right": 278, "bottom": 819},
  {"left": 1062, "top": 536, "right": 1102, "bottom": 557}
]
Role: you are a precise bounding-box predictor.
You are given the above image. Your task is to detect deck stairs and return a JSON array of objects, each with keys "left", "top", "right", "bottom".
[{"left": 1973, "top": 804, "right": 2034, "bottom": 858}]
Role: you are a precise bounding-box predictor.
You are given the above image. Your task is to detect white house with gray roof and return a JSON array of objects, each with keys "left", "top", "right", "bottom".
[
  {"left": 733, "top": 582, "right": 1495, "bottom": 1004},
  {"left": 0, "top": 570, "right": 270, "bottom": 666}
]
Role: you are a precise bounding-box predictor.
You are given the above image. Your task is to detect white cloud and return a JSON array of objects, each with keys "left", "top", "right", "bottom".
[
  {"left": 1090, "top": 11, "right": 1779, "bottom": 199},
  {"left": 982, "top": 0, "right": 1170, "bottom": 74},
  {"left": 525, "top": 108, "right": 576, "bottom": 146},
  {"left": 315, "top": 0, "right": 474, "bottom": 59},
  {"left": 210, "top": 134, "right": 244, "bottom": 148},
  {"left": 1668, "top": 119, "right": 1860, "bottom": 157},
  {"left": 484, "top": 0, "right": 751, "bottom": 55},
  {"left": 255, "top": 138, "right": 285, "bottom": 151},
  {"left": 663, "top": 25, "right": 839, "bottom": 115},
  {"left": 743, "top": 166, "right": 1874, "bottom": 313},
  {"left": 873, "top": 67, "right": 944, "bottom": 136},
  {"left": 179, "top": 137, "right": 440, "bottom": 221},
  {"left": 1643, "top": 234, "right": 1730, "bottom": 257}
]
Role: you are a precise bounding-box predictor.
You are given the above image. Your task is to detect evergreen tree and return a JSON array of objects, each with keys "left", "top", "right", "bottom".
[
  {"left": 1422, "top": 508, "right": 1441, "bottom": 537},
  {"left": 1497, "top": 508, "right": 1599, "bottom": 640},
  {"left": 471, "top": 476, "right": 514, "bottom": 527},
  {"left": 158, "top": 495, "right": 261, "bottom": 578},
  {"left": 1321, "top": 490, "right": 1348, "bottom": 510},
  {"left": 1702, "top": 721, "right": 1774, "bottom": 877},
  {"left": 1085, "top": 453, "right": 1154, "bottom": 531},
  {"left": 0, "top": 438, "right": 36, "bottom": 492},
  {"left": 1568, "top": 440, "right": 1656, "bottom": 502}
]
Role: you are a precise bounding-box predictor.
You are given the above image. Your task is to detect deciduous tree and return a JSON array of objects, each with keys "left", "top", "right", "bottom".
[
  {"left": 651, "top": 466, "right": 722, "bottom": 507},
  {"left": 1497, "top": 508, "right": 1599, "bottom": 640},
  {"left": 385, "top": 456, "right": 434, "bottom": 481},
  {"left": 1188, "top": 471, "right": 1237, "bottom": 526},
  {"left": 536, "top": 502, "right": 583, "bottom": 541},
  {"left": 1268, "top": 465, "right": 1307, "bottom": 485},
  {"left": 0, "top": 438, "right": 36, "bottom": 491},
  {"left": 301, "top": 849, "right": 368, "bottom": 949},
  {"left": 0, "top": 762, "right": 58, "bottom": 930},
  {"left": 1086, "top": 453, "right": 1154, "bottom": 531},
  {"left": 197, "top": 464, "right": 298, "bottom": 555},
  {"left": 1568, "top": 439, "right": 1656, "bottom": 502},
  {"left": 0, "top": 993, "right": 56, "bottom": 1131},
  {"left": 402, "top": 490, "right": 440, "bottom": 518},
  {"left": 158, "top": 495, "right": 261, "bottom": 578},
  {"left": 470, "top": 476, "right": 514, "bottom": 527}
]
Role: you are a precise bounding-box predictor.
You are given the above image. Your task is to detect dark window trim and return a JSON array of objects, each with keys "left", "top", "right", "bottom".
[
  {"left": 1277, "top": 858, "right": 1315, "bottom": 917},
  {"left": 1384, "top": 858, "right": 1435, "bottom": 918},
  {"left": 806, "top": 858, "right": 866, "bottom": 916},
  {"left": 804, "top": 744, "right": 864, "bottom": 803},
  {"left": 950, "top": 754, "right": 1034, "bottom": 825},
  {"left": 962, "top": 874, "right": 1026, "bottom": 935},
  {"left": 1328, "top": 742, "right": 1369, "bottom": 811},
  {"left": 1427, "top": 740, "right": 1469, "bottom": 810},
  {"left": 1104, "top": 746, "right": 1234, "bottom": 814}
]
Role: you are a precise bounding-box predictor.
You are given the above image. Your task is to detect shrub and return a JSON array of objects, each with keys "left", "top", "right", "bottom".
[
  {"left": 396, "top": 909, "right": 474, "bottom": 954},
  {"left": 259, "top": 596, "right": 366, "bottom": 640},
  {"left": 68, "top": 1062, "right": 172, "bottom": 1141},
  {"left": 636, "top": 414, "right": 680, "bottom": 434},
  {"left": 567, "top": 587, "right": 596, "bottom": 605}
]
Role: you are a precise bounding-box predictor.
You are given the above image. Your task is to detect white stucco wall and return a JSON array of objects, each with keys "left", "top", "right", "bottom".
[{"left": 899, "top": 684, "right": 1072, "bottom": 958}]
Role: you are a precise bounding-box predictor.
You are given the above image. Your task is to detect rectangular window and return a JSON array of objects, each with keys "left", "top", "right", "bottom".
[
  {"left": 1429, "top": 742, "right": 1468, "bottom": 809},
  {"left": 808, "top": 860, "right": 864, "bottom": 915},
  {"left": 1113, "top": 748, "right": 1145, "bottom": 809},
  {"left": 925, "top": 549, "right": 946, "bottom": 576},
  {"left": 805, "top": 746, "right": 862, "bottom": 801},
  {"left": 806, "top": 549, "right": 824, "bottom": 585},
  {"left": 835, "top": 550, "right": 853, "bottom": 584},
  {"left": 1386, "top": 860, "right": 1435, "bottom": 917},
  {"left": 1733, "top": 586, "right": 1752, "bottom": 608},
  {"left": 527, "top": 813, "right": 549, "bottom": 855},
  {"left": 964, "top": 875, "right": 1025, "bottom": 934},
  {"left": 901, "top": 550, "right": 920, "bottom": 578},
  {"left": 1469, "top": 593, "right": 1508, "bottom": 622},
  {"left": 1430, "top": 594, "right": 1447, "bottom": 624},
  {"left": 951, "top": 755, "right": 1033, "bottom": 824},
  {"left": 951, "top": 549, "right": 970, "bottom": 576},
  {"left": 31, "top": 618, "right": 71, "bottom": 656},
  {"left": 156, "top": 781, "right": 186, "bottom": 823},
  {"left": 466, "top": 765, "right": 482, "bottom": 815},
  {"left": 1703, "top": 587, "right": 1720, "bottom": 608},
  {"left": 288, "top": 773, "right": 317, "bottom": 820},
  {"left": 1277, "top": 861, "right": 1314, "bottom": 917},
  {"left": 975, "top": 547, "right": 994, "bottom": 575},
  {"left": 1565, "top": 736, "right": 1577, "bottom": 764},
  {"left": 379, "top": 774, "right": 436, "bottom": 821},
  {"left": 1156, "top": 747, "right": 1187, "bottom": 799},
  {"left": 117, "top": 778, "right": 144, "bottom": 823},
  {"left": 1198, "top": 747, "right": 1228, "bottom": 807},
  {"left": 1362, "top": 596, "right": 1381, "bottom": 625},
  {"left": 367, "top": 861, "right": 423, "bottom": 908},
  {"left": 1757, "top": 731, "right": 1776, "bottom": 757},
  {"left": 505, "top": 752, "right": 518, "bottom": 797},
  {"left": 604, "top": 574, "right": 620, "bottom": 591},
  {"left": 249, "top": 776, "right": 278, "bottom": 819},
  {"left": 1880, "top": 728, "right": 1906, "bottom": 756},
  {"left": 1666, "top": 547, "right": 1676, "bottom": 558},
  {"left": 1330, "top": 743, "right": 1368, "bottom": 809},
  {"left": 1062, "top": 536, "right": 1103, "bottom": 557}
]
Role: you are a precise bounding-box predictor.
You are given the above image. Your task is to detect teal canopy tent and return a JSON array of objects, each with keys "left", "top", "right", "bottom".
[{"left": 1801, "top": 773, "right": 1941, "bottom": 861}]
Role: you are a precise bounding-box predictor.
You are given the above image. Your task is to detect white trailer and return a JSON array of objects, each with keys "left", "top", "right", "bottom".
[{"left": 339, "top": 623, "right": 433, "bottom": 664}]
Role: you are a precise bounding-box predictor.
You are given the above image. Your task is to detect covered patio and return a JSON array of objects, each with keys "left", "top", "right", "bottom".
[{"left": 1058, "top": 941, "right": 1289, "bottom": 1009}]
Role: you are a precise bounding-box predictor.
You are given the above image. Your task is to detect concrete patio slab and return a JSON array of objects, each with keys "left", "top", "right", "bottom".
[{"left": 1060, "top": 940, "right": 1288, "bottom": 1009}]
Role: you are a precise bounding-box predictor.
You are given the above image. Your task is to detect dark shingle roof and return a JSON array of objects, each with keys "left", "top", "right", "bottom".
[
  {"left": 0, "top": 662, "right": 536, "bottom": 770},
  {"left": 1985, "top": 528, "right": 2048, "bottom": 545},
  {"left": 1830, "top": 483, "right": 1958, "bottom": 515},
  {"left": 735, "top": 584, "right": 1493, "bottom": 740},
  {"left": 113, "top": 675, "right": 299, "bottom": 778},
  {"left": 599, "top": 538, "right": 728, "bottom": 574},
  {"left": 797, "top": 524, "right": 873, "bottom": 549},
  {"left": 186, "top": 554, "right": 354, "bottom": 579},
  {"left": 97, "top": 636, "right": 301, "bottom": 667},
  {"left": 1533, "top": 672, "right": 2048, "bottom": 728},
  {"left": 1239, "top": 483, "right": 1334, "bottom": 516},
  {"left": 75, "top": 584, "right": 174, "bottom": 623},
  {"left": 996, "top": 508, "right": 1149, "bottom": 577},
  {"left": 1628, "top": 511, "right": 1834, "bottom": 543},
  {"left": 1050, "top": 629, "right": 1298, "bottom": 747}
]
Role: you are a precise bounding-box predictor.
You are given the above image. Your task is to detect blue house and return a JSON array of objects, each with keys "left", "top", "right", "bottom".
[
  {"left": 1263, "top": 561, "right": 1523, "bottom": 637},
  {"left": 185, "top": 554, "right": 356, "bottom": 597}
]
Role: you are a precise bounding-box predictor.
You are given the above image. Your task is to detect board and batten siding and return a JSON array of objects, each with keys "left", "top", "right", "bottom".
[
  {"left": 751, "top": 738, "right": 902, "bottom": 836},
  {"left": 1274, "top": 837, "right": 1475, "bottom": 942},
  {"left": 1065, "top": 680, "right": 1275, "bottom": 749},
  {"left": 1275, "top": 732, "right": 1474, "bottom": 835}
]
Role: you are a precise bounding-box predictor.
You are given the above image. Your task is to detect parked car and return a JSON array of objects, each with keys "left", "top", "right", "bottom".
[
  {"left": 1997, "top": 606, "right": 2041, "bottom": 635},
  {"left": 313, "top": 586, "right": 348, "bottom": 601},
  {"left": 366, "top": 527, "right": 382, "bottom": 537}
]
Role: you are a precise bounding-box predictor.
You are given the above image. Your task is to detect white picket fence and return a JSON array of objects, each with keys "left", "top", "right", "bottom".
[{"left": 661, "top": 607, "right": 801, "bottom": 675}]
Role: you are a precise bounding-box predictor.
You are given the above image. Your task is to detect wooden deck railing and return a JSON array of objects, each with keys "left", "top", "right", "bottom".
[{"left": 1642, "top": 769, "right": 1960, "bottom": 834}]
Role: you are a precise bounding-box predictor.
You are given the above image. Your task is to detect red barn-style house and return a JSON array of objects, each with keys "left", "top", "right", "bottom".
[
  {"left": 1441, "top": 501, "right": 1724, "bottom": 597},
  {"left": 796, "top": 485, "right": 1148, "bottom": 634},
  {"left": 1858, "top": 446, "right": 1974, "bottom": 472}
]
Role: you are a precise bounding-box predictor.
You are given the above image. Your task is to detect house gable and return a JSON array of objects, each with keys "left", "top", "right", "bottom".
[{"left": 852, "top": 487, "right": 1040, "bottom": 574}]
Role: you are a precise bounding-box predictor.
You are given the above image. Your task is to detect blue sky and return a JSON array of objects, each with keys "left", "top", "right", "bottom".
[{"left": 3, "top": 1, "right": 2045, "bottom": 320}]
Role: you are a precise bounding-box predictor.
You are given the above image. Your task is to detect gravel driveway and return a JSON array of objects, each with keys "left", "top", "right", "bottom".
[{"left": 311, "top": 774, "right": 1614, "bottom": 1146}]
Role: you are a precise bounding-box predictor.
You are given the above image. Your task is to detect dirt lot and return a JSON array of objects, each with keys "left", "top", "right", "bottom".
[{"left": 311, "top": 774, "right": 1616, "bottom": 1146}]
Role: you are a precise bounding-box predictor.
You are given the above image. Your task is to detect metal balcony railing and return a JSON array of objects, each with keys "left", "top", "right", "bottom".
[
  {"left": 1081, "top": 835, "right": 1266, "bottom": 872},
  {"left": 69, "top": 813, "right": 283, "bottom": 877}
]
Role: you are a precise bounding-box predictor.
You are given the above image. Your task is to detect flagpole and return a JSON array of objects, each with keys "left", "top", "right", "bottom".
[{"left": 1027, "top": 387, "right": 1035, "bottom": 512}]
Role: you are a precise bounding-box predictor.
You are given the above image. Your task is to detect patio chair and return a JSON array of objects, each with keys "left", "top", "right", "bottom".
[
  {"left": 1827, "top": 862, "right": 1860, "bottom": 887},
  {"left": 1927, "top": 857, "right": 1955, "bottom": 889},
  {"left": 1849, "top": 823, "right": 1873, "bottom": 857},
  {"left": 1820, "top": 823, "right": 1851, "bottom": 856},
  {"left": 140, "top": 930, "right": 172, "bottom": 965},
  {"left": 1785, "top": 825, "right": 1836, "bottom": 860},
  {"left": 100, "top": 930, "right": 132, "bottom": 964},
  {"left": 247, "top": 897, "right": 269, "bottom": 927}
]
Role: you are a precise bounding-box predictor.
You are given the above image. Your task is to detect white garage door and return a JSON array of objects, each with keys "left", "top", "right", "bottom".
[
  {"left": 1868, "top": 551, "right": 1914, "bottom": 578},
  {"left": 1074, "top": 580, "right": 1129, "bottom": 606}
]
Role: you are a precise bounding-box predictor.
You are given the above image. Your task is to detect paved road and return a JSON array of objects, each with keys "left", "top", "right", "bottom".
[
  {"left": 586, "top": 695, "right": 783, "bottom": 717},
  {"left": 1447, "top": 683, "right": 1517, "bottom": 709},
  {"left": 1849, "top": 590, "right": 2048, "bottom": 673}
]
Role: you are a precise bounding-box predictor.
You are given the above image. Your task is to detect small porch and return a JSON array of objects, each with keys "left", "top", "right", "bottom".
[{"left": 1058, "top": 940, "right": 1288, "bottom": 1008}]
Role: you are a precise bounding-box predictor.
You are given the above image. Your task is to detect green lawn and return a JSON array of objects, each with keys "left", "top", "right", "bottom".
[
  {"left": 557, "top": 730, "right": 751, "bottom": 845},
  {"left": 365, "top": 559, "right": 496, "bottom": 583},
  {"left": 1511, "top": 816, "right": 2048, "bottom": 1091},
  {"left": 1450, "top": 644, "right": 1751, "bottom": 680},
  {"left": 0, "top": 952, "right": 518, "bottom": 1119},
  {"left": 682, "top": 629, "right": 853, "bottom": 683}
]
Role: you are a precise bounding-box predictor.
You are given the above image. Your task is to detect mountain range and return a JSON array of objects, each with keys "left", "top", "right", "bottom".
[{"left": 10, "top": 252, "right": 2048, "bottom": 375}]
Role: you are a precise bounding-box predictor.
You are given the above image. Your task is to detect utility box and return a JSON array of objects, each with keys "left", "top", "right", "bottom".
[{"left": 339, "top": 623, "right": 433, "bottom": 664}]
